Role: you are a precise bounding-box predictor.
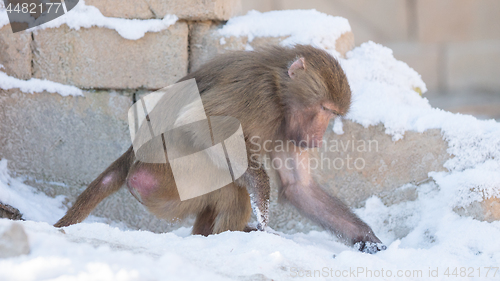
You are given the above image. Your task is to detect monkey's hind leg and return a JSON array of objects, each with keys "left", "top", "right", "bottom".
[
  {"left": 211, "top": 184, "right": 252, "bottom": 234},
  {"left": 54, "top": 146, "right": 135, "bottom": 227},
  {"left": 192, "top": 207, "right": 217, "bottom": 236}
]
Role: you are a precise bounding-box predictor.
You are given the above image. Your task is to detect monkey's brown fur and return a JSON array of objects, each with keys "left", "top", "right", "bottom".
[
  {"left": 55, "top": 45, "right": 384, "bottom": 253},
  {"left": 180, "top": 45, "right": 351, "bottom": 149}
]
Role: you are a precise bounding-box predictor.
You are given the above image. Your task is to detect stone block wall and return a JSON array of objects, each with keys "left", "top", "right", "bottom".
[
  {"left": 0, "top": 0, "right": 242, "bottom": 232},
  {"left": 33, "top": 24, "right": 189, "bottom": 89},
  {"left": 0, "top": 26, "right": 32, "bottom": 80}
]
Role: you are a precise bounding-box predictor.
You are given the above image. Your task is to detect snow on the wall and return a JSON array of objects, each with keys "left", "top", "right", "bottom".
[
  {"left": 0, "top": 0, "right": 177, "bottom": 40},
  {"left": 0, "top": 71, "right": 83, "bottom": 96},
  {"left": 219, "top": 9, "right": 351, "bottom": 56}
]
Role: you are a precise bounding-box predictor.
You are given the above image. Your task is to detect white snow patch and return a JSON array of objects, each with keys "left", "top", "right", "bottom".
[
  {"left": 0, "top": 159, "right": 66, "bottom": 223},
  {"left": 220, "top": 10, "right": 351, "bottom": 56},
  {"left": 0, "top": 159, "right": 120, "bottom": 226},
  {"left": 431, "top": 160, "right": 500, "bottom": 208},
  {"left": 0, "top": 181, "right": 499, "bottom": 280},
  {"left": 340, "top": 41, "right": 429, "bottom": 140},
  {"left": 0, "top": 71, "right": 83, "bottom": 96},
  {"left": 332, "top": 116, "right": 344, "bottom": 135},
  {"left": 0, "top": 0, "right": 177, "bottom": 40}
]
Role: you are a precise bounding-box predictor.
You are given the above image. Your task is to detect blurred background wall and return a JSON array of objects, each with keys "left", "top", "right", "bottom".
[{"left": 241, "top": 0, "right": 500, "bottom": 120}]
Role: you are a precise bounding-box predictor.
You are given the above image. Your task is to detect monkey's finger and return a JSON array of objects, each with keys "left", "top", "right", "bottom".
[{"left": 354, "top": 241, "right": 387, "bottom": 254}]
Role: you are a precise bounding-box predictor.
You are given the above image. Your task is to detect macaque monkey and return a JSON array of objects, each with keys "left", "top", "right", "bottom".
[{"left": 55, "top": 45, "right": 385, "bottom": 253}]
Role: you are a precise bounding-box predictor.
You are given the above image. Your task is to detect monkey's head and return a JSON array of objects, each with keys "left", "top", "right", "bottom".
[{"left": 282, "top": 45, "right": 351, "bottom": 148}]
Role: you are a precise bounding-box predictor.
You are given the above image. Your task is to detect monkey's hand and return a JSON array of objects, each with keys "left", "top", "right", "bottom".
[
  {"left": 351, "top": 228, "right": 387, "bottom": 254},
  {"left": 354, "top": 241, "right": 387, "bottom": 254},
  {"left": 273, "top": 149, "right": 386, "bottom": 254}
]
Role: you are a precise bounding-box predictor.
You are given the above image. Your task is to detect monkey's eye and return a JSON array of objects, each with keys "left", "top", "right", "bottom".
[{"left": 322, "top": 105, "right": 338, "bottom": 116}]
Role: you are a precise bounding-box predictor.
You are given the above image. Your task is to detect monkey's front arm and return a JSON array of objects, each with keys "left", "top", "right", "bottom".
[{"left": 271, "top": 150, "right": 386, "bottom": 253}]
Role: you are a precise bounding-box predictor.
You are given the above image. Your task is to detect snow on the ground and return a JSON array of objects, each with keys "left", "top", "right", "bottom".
[
  {"left": 0, "top": 160, "right": 66, "bottom": 223},
  {"left": 0, "top": 0, "right": 177, "bottom": 40},
  {"left": 1, "top": 163, "right": 499, "bottom": 280},
  {"left": 0, "top": 70, "right": 83, "bottom": 97},
  {"left": 1, "top": 9, "right": 500, "bottom": 281}
]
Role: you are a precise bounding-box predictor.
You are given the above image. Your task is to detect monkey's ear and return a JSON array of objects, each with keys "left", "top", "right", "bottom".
[{"left": 288, "top": 57, "right": 306, "bottom": 79}]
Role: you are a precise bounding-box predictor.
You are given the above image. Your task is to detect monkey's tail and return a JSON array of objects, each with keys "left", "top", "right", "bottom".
[{"left": 54, "top": 146, "right": 135, "bottom": 227}]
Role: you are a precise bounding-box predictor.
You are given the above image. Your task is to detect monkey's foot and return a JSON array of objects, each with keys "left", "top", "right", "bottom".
[
  {"left": 354, "top": 241, "right": 387, "bottom": 254},
  {"left": 243, "top": 225, "right": 258, "bottom": 232},
  {"left": 243, "top": 224, "right": 280, "bottom": 236}
]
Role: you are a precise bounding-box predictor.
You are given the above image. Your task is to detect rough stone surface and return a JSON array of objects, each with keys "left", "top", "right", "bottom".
[
  {"left": 0, "top": 25, "right": 32, "bottom": 80},
  {"left": 0, "top": 89, "right": 183, "bottom": 232},
  {"left": 314, "top": 121, "right": 450, "bottom": 207},
  {"left": 0, "top": 89, "right": 132, "bottom": 186},
  {"left": 0, "top": 203, "right": 23, "bottom": 220},
  {"left": 189, "top": 21, "right": 354, "bottom": 72},
  {"left": 85, "top": 0, "right": 242, "bottom": 21},
  {"left": 455, "top": 196, "right": 500, "bottom": 223},
  {"left": 33, "top": 23, "right": 188, "bottom": 89},
  {"left": 0, "top": 223, "right": 30, "bottom": 258},
  {"left": 189, "top": 21, "right": 245, "bottom": 72}
]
